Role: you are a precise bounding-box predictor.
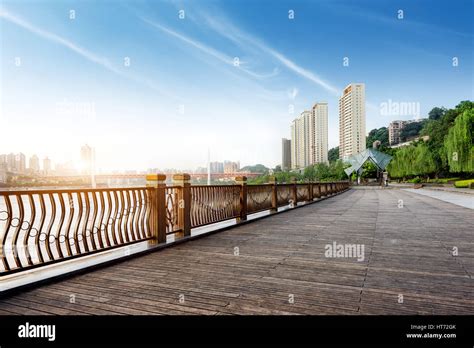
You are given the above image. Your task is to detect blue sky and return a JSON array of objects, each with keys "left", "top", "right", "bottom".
[{"left": 1, "top": 0, "right": 472, "bottom": 171}]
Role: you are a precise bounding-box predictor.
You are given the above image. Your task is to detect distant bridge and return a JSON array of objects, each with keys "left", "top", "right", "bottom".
[{"left": 40, "top": 172, "right": 261, "bottom": 180}]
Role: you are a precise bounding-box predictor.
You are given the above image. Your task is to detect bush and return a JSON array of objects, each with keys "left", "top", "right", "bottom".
[
  {"left": 410, "top": 177, "right": 422, "bottom": 183},
  {"left": 454, "top": 179, "right": 474, "bottom": 188}
]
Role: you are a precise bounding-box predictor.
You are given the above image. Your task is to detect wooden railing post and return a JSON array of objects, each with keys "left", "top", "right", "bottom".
[
  {"left": 236, "top": 176, "right": 247, "bottom": 221},
  {"left": 308, "top": 181, "right": 313, "bottom": 201},
  {"left": 290, "top": 177, "right": 297, "bottom": 207},
  {"left": 268, "top": 176, "right": 278, "bottom": 213},
  {"left": 315, "top": 182, "right": 321, "bottom": 199},
  {"left": 146, "top": 174, "right": 167, "bottom": 244},
  {"left": 173, "top": 173, "right": 191, "bottom": 237}
]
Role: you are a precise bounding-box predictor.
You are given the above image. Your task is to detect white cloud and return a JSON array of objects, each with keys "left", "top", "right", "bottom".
[
  {"left": 198, "top": 11, "right": 341, "bottom": 95},
  {"left": 0, "top": 8, "right": 177, "bottom": 99},
  {"left": 140, "top": 17, "right": 279, "bottom": 80}
]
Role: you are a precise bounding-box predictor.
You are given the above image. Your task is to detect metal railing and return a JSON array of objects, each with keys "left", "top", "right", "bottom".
[{"left": 0, "top": 174, "right": 349, "bottom": 275}]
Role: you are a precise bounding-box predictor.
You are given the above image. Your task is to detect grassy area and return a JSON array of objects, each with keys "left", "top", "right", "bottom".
[
  {"left": 433, "top": 177, "right": 461, "bottom": 184},
  {"left": 454, "top": 179, "right": 474, "bottom": 188}
]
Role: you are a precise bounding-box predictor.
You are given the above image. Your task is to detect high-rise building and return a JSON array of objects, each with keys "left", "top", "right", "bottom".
[
  {"left": 29, "top": 155, "right": 40, "bottom": 173},
  {"left": 310, "top": 102, "right": 328, "bottom": 164},
  {"left": 339, "top": 83, "right": 366, "bottom": 159},
  {"left": 210, "top": 161, "right": 224, "bottom": 173},
  {"left": 43, "top": 157, "right": 52, "bottom": 175},
  {"left": 7, "top": 153, "right": 16, "bottom": 172},
  {"left": 223, "top": 161, "right": 240, "bottom": 173},
  {"left": 80, "top": 144, "right": 95, "bottom": 175},
  {"left": 16, "top": 153, "right": 26, "bottom": 173},
  {"left": 281, "top": 138, "right": 291, "bottom": 171},
  {"left": 290, "top": 104, "right": 328, "bottom": 170},
  {"left": 291, "top": 111, "right": 310, "bottom": 169}
]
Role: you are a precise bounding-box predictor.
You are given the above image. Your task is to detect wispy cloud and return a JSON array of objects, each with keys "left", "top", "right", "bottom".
[
  {"left": 198, "top": 11, "right": 341, "bottom": 96},
  {"left": 140, "top": 17, "right": 279, "bottom": 80},
  {"left": 0, "top": 8, "right": 122, "bottom": 74},
  {"left": 0, "top": 8, "right": 178, "bottom": 99}
]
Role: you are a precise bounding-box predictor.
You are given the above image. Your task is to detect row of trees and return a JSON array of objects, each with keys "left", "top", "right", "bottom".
[
  {"left": 388, "top": 101, "right": 473, "bottom": 179},
  {"left": 249, "top": 160, "right": 348, "bottom": 184}
]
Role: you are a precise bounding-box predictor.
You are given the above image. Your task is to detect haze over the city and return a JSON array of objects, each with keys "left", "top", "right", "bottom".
[{"left": 1, "top": 0, "right": 472, "bottom": 171}]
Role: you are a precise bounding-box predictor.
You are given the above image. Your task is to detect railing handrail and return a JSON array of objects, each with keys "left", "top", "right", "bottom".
[{"left": 0, "top": 175, "right": 350, "bottom": 276}]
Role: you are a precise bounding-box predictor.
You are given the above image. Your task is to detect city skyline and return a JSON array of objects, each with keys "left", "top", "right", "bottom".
[{"left": 1, "top": 0, "right": 472, "bottom": 170}]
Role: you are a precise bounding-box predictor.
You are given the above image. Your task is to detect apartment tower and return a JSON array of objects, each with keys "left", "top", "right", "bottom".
[
  {"left": 290, "top": 103, "right": 328, "bottom": 169},
  {"left": 339, "top": 83, "right": 366, "bottom": 159},
  {"left": 310, "top": 102, "right": 328, "bottom": 164},
  {"left": 281, "top": 138, "right": 291, "bottom": 171}
]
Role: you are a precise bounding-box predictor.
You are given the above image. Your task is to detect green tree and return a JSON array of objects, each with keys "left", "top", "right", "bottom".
[
  {"left": 428, "top": 107, "right": 447, "bottom": 120},
  {"left": 361, "top": 161, "right": 378, "bottom": 178},
  {"left": 328, "top": 147, "right": 339, "bottom": 162},
  {"left": 400, "top": 120, "right": 426, "bottom": 142},
  {"left": 444, "top": 109, "right": 474, "bottom": 173},
  {"left": 366, "top": 127, "right": 389, "bottom": 148},
  {"left": 303, "top": 166, "right": 316, "bottom": 181}
]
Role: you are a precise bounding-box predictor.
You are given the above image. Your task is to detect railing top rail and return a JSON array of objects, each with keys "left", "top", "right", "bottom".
[
  {"left": 191, "top": 185, "right": 241, "bottom": 188},
  {"left": 0, "top": 186, "right": 149, "bottom": 196}
]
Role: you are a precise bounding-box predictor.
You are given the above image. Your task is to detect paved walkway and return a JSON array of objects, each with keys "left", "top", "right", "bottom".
[
  {"left": 0, "top": 188, "right": 472, "bottom": 315},
  {"left": 403, "top": 188, "right": 474, "bottom": 209}
]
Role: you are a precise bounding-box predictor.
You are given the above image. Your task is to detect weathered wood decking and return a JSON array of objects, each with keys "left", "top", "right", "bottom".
[{"left": 0, "top": 188, "right": 472, "bottom": 315}]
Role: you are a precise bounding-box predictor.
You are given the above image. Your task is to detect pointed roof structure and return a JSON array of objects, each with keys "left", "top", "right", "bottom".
[{"left": 344, "top": 148, "right": 393, "bottom": 176}]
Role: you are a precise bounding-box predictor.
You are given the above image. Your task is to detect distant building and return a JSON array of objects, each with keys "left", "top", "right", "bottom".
[
  {"left": 210, "top": 161, "right": 224, "bottom": 173},
  {"left": 80, "top": 144, "right": 95, "bottom": 175},
  {"left": 310, "top": 102, "right": 328, "bottom": 164},
  {"left": 339, "top": 83, "right": 366, "bottom": 160},
  {"left": 43, "top": 157, "right": 52, "bottom": 175},
  {"left": 290, "top": 102, "right": 328, "bottom": 170},
  {"left": 29, "top": 155, "right": 40, "bottom": 173},
  {"left": 281, "top": 138, "right": 291, "bottom": 171},
  {"left": 16, "top": 153, "right": 26, "bottom": 173},
  {"left": 7, "top": 153, "right": 16, "bottom": 172},
  {"left": 291, "top": 110, "right": 311, "bottom": 169},
  {"left": 388, "top": 119, "right": 424, "bottom": 145},
  {"left": 223, "top": 161, "right": 240, "bottom": 173}
]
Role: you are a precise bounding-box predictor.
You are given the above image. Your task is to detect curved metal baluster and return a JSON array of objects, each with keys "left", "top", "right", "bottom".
[
  {"left": 123, "top": 190, "right": 131, "bottom": 241},
  {"left": 36, "top": 194, "right": 46, "bottom": 263},
  {"left": 90, "top": 191, "right": 98, "bottom": 250},
  {"left": 23, "top": 194, "right": 35, "bottom": 266},
  {"left": 136, "top": 190, "right": 145, "bottom": 239},
  {"left": 0, "top": 195, "right": 13, "bottom": 270},
  {"left": 82, "top": 192, "right": 91, "bottom": 252},
  {"left": 117, "top": 190, "right": 126, "bottom": 243},
  {"left": 56, "top": 193, "right": 65, "bottom": 259},
  {"left": 11, "top": 194, "right": 24, "bottom": 268},
  {"left": 73, "top": 192, "right": 83, "bottom": 254},
  {"left": 44, "top": 193, "right": 56, "bottom": 261},
  {"left": 132, "top": 190, "right": 141, "bottom": 240},
  {"left": 98, "top": 191, "right": 109, "bottom": 248},
  {"left": 63, "top": 193, "right": 74, "bottom": 257},
  {"left": 109, "top": 191, "right": 118, "bottom": 245},
  {"left": 144, "top": 189, "right": 151, "bottom": 238}
]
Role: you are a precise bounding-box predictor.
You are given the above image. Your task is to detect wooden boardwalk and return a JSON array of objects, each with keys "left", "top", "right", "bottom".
[{"left": 0, "top": 188, "right": 472, "bottom": 315}]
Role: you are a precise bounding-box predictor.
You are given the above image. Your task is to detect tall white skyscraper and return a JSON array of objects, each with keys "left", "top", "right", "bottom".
[
  {"left": 339, "top": 83, "right": 366, "bottom": 159},
  {"left": 310, "top": 102, "right": 328, "bottom": 164},
  {"left": 80, "top": 144, "right": 95, "bottom": 175},
  {"left": 291, "top": 104, "right": 328, "bottom": 169},
  {"left": 29, "top": 155, "right": 40, "bottom": 173}
]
